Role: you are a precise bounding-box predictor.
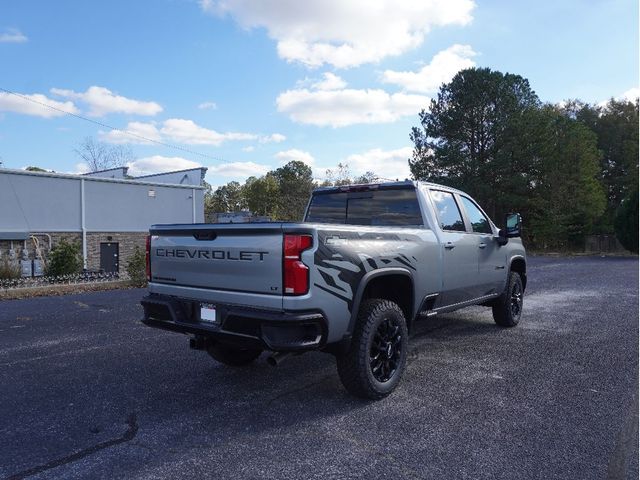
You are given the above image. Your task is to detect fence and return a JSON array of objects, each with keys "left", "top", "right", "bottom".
[
  {"left": 584, "top": 234, "right": 628, "bottom": 254},
  {"left": 0, "top": 271, "right": 124, "bottom": 290}
]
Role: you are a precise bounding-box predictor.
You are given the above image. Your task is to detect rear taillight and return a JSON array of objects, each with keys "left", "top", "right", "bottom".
[
  {"left": 283, "top": 234, "right": 313, "bottom": 295},
  {"left": 145, "top": 235, "right": 151, "bottom": 281}
]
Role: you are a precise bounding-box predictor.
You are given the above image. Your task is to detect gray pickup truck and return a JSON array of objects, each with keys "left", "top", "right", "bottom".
[{"left": 141, "top": 181, "right": 526, "bottom": 399}]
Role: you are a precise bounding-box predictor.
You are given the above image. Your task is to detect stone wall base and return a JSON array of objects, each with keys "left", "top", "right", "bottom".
[
  {"left": 86, "top": 232, "right": 147, "bottom": 271},
  {"left": 0, "top": 231, "right": 147, "bottom": 274},
  {"left": 0, "top": 233, "right": 81, "bottom": 262}
]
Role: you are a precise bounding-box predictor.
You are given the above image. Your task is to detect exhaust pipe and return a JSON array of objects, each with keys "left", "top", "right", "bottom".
[{"left": 267, "top": 352, "right": 292, "bottom": 367}]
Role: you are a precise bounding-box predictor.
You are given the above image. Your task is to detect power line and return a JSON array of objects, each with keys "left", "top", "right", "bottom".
[{"left": 0, "top": 86, "right": 223, "bottom": 162}]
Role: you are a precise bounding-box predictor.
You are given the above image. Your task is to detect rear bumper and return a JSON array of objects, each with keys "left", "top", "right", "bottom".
[{"left": 140, "top": 294, "right": 327, "bottom": 352}]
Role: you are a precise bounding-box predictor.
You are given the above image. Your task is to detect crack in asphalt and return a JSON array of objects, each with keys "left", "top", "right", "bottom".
[{"left": 4, "top": 412, "right": 138, "bottom": 480}]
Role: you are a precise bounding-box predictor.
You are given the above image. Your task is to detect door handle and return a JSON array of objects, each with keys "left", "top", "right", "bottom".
[
  {"left": 478, "top": 243, "right": 486, "bottom": 249},
  {"left": 444, "top": 242, "right": 455, "bottom": 250}
]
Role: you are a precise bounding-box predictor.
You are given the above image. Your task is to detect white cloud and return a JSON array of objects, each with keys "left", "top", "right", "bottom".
[
  {"left": 72, "top": 162, "right": 91, "bottom": 174},
  {"left": 208, "top": 161, "right": 271, "bottom": 177},
  {"left": 0, "top": 92, "right": 79, "bottom": 118},
  {"left": 99, "top": 121, "right": 162, "bottom": 144},
  {"left": 161, "top": 118, "right": 257, "bottom": 145},
  {"left": 382, "top": 44, "right": 476, "bottom": 93},
  {"left": 126, "top": 156, "right": 202, "bottom": 177},
  {"left": 50, "top": 86, "right": 162, "bottom": 117},
  {"left": 275, "top": 149, "right": 315, "bottom": 166},
  {"left": 342, "top": 146, "right": 414, "bottom": 181},
  {"left": 0, "top": 28, "right": 28, "bottom": 43},
  {"left": 621, "top": 87, "right": 640, "bottom": 101},
  {"left": 198, "top": 101, "right": 218, "bottom": 110},
  {"left": 99, "top": 118, "right": 273, "bottom": 147},
  {"left": 312, "top": 73, "right": 347, "bottom": 90},
  {"left": 242, "top": 146, "right": 255, "bottom": 152},
  {"left": 277, "top": 88, "right": 429, "bottom": 127},
  {"left": 598, "top": 87, "right": 640, "bottom": 107},
  {"left": 200, "top": 0, "right": 475, "bottom": 68},
  {"left": 259, "top": 133, "right": 286, "bottom": 143}
]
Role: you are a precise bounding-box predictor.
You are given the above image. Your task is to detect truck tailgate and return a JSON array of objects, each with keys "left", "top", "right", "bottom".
[{"left": 149, "top": 224, "right": 284, "bottom": 295}]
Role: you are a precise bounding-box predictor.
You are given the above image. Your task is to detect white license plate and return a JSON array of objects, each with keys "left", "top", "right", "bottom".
[{"left": 200, "top": 304, "right": 217, "bottom": 323}]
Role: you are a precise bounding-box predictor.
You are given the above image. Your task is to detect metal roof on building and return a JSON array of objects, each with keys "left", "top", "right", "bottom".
[{"left": 0, "top": 167, "right": 207, "bottom": 189}]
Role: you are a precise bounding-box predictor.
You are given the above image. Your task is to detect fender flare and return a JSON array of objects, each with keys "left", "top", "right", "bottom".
[
  {"left": 508, "top": 255, "right": 527, "bottom": 291},
  {"left": 347, "top": 267, "right": 415, "bottom": 335}
]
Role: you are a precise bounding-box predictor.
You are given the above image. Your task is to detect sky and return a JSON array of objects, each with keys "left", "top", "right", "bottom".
[{"left": 0, "top": 0, "right": 638, "bottom": 187}]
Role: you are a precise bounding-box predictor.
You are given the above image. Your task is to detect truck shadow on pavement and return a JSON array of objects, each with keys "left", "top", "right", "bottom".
[{"left": 141, "top": 311, "right": 504, "bottom": 425}]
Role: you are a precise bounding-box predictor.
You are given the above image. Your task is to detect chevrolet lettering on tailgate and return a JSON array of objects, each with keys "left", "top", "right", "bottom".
[{"left": 155, "top": 248, "right": 269, "bottom": 261}]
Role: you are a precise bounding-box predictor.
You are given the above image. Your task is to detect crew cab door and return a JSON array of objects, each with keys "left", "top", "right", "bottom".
[
  {"left": 428, "top": 190, "right": 479, "bottom": 306},
  {"left": 458, "top": 195, "right": 507, "bottom": 296}
]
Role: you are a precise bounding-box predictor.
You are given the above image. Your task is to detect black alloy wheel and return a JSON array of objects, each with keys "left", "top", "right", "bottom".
[
  {"left": 510, "top": 280, "right": 523, "bottom": 318},
  {"left": 492, "top": 272, "right": 524, "bottom": 327},
  {"left": 370, "top": 317, "right": 403, "bottom": 383}
]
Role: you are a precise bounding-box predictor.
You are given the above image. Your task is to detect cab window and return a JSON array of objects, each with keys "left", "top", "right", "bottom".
[
  {"left": 430, "top": 190, "right": 465, "bottom": 232},
  {"left": 460, "top": 196, "right": 493, "bottom": 234},
  {"left": 306, "top": 188, "right": 424, "bottom": 226}
]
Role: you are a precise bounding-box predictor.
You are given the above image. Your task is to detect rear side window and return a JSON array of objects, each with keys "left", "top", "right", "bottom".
[
  {"left": 430, "top": 190, "right": 465, "bottom": 232},
  {"left": 305, "top": 189, "right": 424, "bottom": 227},
  {"left": 305, "top": 192, "right": 346, "bottom": 224},
  {"left": 460, "top": 196, "right": 493, "bottom": 234}
]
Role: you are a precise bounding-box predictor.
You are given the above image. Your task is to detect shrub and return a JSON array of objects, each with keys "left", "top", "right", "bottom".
[
  {"left": 126, "top": 246, "right": 147, "bottom": 287},
  {"left": 45, "top": 239, "right": 83, "bottom": 277},
  {"left": 614, "top": 189, "right": 639, "bottom": 253},
  {"left": 0, "top": 257, "right": 21, "bottom": 280}
]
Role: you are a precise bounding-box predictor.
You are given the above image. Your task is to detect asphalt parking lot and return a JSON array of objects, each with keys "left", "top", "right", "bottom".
[{"left": 0, "top": 256, "right": 637, "bottom": 480}]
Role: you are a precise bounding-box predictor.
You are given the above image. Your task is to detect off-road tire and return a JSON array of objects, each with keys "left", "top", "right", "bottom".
[
  {"left": 207, "top": 342, "right": 262, "bottom": 366},
  {"left": 492, "top": 272, "right": 524, "bottom": 327},
  {"left": 336, "top": 299, "right": 409, "bottom": 400}
]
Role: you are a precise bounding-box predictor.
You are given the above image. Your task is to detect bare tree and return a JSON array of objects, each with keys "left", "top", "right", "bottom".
[
  {"left": 324, "top": 162, "right": 352, "bottom": 186},
  {"left": 323, "top": 163, "right": 378, "bottom": 186},
  {"left": 74, "top": 137, "right": 135, "bottom": 172},
  {"left": 353, "top": 171, "right": 378, "bottom": 184}
]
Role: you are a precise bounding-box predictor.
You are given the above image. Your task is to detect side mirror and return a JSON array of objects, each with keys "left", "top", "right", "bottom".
[
  {"left": 496, "top": 228, "right": 509, "bottom": 246},
  {"left": 505, "top": 213, "right": 522, "bottom": 238}
]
